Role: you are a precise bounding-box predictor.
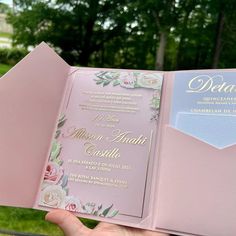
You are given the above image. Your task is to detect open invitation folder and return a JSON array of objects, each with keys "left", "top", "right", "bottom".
[{"left": 1, "top": 42, "right": 236, "bottom": 236}]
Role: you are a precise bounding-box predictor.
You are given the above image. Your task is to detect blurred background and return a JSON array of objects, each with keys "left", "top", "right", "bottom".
[
  {"left": 1, "top": 0, "right": 236, "bottom": 74},
  {"left": 0, "top": 0, "right": 236, "bottom": 235}
]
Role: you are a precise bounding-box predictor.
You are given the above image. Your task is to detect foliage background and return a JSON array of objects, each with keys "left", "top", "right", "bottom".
[{"left": 3, "top": 0, "right": 236, "bottom": 70}]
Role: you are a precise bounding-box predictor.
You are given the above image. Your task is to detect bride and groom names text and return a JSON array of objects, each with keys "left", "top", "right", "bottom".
[{"left": 63, "top": 127, "right": 148, "bottom": 159}]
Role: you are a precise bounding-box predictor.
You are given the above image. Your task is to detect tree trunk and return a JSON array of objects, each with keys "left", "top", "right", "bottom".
[
  {"left": 155, "top": 31, "right": 167, "bottom": 70},
  {"left": 176, "top": 2, "right": 195, "bottom": 69},
  {"left": 212, "top": 8, "right": 225, "bottom": 68},
  {"left": 79, "top": 0, "right": 99, "bottom": 66}
]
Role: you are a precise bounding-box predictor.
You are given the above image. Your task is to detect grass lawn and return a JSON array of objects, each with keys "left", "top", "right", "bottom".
[
  {"left": 0, "top": 206, "right": 63, "bottom": 235},
  {"left": 0, "top": 64, "right": 11, "bottom": 76},
  {"left": 0, "top": 32, "right": 12, "bottom": 38},
  {"left": 0, "top": 206, "right": 98, "bottom": 235}
]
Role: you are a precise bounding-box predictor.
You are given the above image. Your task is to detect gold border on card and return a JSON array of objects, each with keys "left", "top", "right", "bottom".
[
  {"left": 66, "top": 79, "right": 76, "bottom": 110},
  {"left": 65, "top": 68, "right": 80, "bottom": 109},
  {"left": 119, "top": 129, "right": 154, "bottom": 218}
]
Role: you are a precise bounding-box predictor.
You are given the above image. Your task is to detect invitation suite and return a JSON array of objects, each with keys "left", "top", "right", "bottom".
[{"left": 1, "top": 42, "right": 236, "bottom": 236}]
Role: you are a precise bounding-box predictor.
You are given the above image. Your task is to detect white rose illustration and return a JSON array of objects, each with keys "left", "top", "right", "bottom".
[
  {"left": 137, "top": 73, "right": 162, "bottom": 89},
  {"left": 40, "top": 185, "right": 66, "bottom": 208}
]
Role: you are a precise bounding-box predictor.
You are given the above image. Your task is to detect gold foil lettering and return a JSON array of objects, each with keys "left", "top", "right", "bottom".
[
  {"left": 108, "top": 129, "right": 148, "bottom": 145},
  {"left": 93, "top": 114, "right": 120, "bottom": 123},
  {"left": 84, "top": 142, "right": 120, "bottom": 159},
  {"left": 63, "top": 127, "right": 104, "bottom": 141}
]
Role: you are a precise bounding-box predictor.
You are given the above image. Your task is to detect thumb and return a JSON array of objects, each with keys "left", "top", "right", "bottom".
[{"left": 45, "top": 209, "right": 91, "bottom": 236}]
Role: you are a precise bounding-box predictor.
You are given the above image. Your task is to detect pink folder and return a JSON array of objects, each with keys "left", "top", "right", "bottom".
[{"left": 1, "top": 42, "right": 236, "bottom": 236}]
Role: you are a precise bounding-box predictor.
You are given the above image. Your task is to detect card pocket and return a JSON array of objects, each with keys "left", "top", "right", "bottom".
[
  {"left": 173, "top": 112, "right": 236, "bottom": 149},
  {"left": 155, "top": 125, "right": 236, "bottom": 236}
]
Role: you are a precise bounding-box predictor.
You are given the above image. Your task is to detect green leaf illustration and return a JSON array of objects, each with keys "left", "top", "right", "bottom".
[
  {"left": 103, "top": 80, "right": 110, "bottom": 86},
  {"left": 151, "top": 97, "right": 160, "bottom": 110},
  {"left": 55, "top": 130, "right": 61, "bottom": 139},
  {"left": 58, "top": 114, "right": 66, "bottom": 128},
  {"left": 64, "top": 188, "right": 69, "bottom": 195},
  {"left": 59, "top": 114, "right": 66, "bottom": 122},
  {"left": 58, "top": 119, "right": 66, "bottom": 128},
  {"left": 113, "top": 80, "right": 120, "bottom": 86},
  {"left": 96, "top": 80, "right": 103, "bottom": 85},
  {"left": 96, "top": 71, "right": 107, "bottom": 79},
  {"left": 109, "top": 210, "right": 119, "bottom": 218},
  {"left": 61, "top": 175, "right": 68, "bottom": 188},
  {"left": 53, "top": 158, "right": 63, "bottom": 165},
  {"left": 50, "top": 140, "right": 61, "bottom": 160},
  {"left": 102, "top": 204, "right": 113, "bottom": 217}
]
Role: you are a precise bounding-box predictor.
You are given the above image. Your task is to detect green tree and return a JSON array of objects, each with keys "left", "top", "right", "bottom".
[
  {"left": 8, "top": 0, "right": 134, "bottom": 66},
  {"left": 136, "top": 0, "right": 180, "bottom": 70},
  {"left": 172, "top": 0, "right": 215, "bottom": 69},
  {"left": 210, "top": 0, "right": 236, "bottom": 68},
  {"left": 8, "top": 0, "right": 236, "bottom": 69}
]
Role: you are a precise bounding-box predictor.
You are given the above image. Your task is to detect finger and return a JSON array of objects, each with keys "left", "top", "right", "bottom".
[
  {"left": 45, "top": 209, "right": 91, "bottom": 236},
  {"left": 142, "top": 229, "right": 169, "bottom": 236},
  {"left": 95, "top": 221, "right": 124, "bottom": 233},
  {"left": 95, "top": 222, "right": 169, "bottom": 236}
]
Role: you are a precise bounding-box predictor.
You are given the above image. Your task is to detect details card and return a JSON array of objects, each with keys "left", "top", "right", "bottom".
[
  {"left": 38, "top": 69, "right": 163, "bottom": 219},
  {"left": 171, "top": 72, "right": 236, "bottom": 148}
]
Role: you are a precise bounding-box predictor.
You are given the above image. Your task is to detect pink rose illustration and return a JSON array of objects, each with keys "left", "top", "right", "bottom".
[
  {"left": 66, "top": 202, "right": 77, "bottom": 212},
  {"left": 65, "top": 197, "right": 81, "bottom": 212},
  {"left": 44, "top": 162, "right": 64, "bottom": 184},
  {"left": 119, "top": 72, "right": 136, "bottom": 88}
]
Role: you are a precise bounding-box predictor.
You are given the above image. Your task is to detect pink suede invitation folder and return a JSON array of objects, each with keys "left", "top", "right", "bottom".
[{"left": 1, "top": 42, "right": 236, "bottom": 236}]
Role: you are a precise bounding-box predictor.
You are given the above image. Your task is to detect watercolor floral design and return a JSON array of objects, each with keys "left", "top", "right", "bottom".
[
  {"left": 39, "top": 114, "right": 119, "bottom": 218},
  {"left": 65, "top": 197, "right": 119, "bottom": 218},
  {"left": 94, "top": 71, "right": 163, "bottom": 120}
]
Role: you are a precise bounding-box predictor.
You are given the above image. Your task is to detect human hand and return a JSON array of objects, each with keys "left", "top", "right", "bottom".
[{"left": 46, "top": 209, "right": 169, "bottom": 236}]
